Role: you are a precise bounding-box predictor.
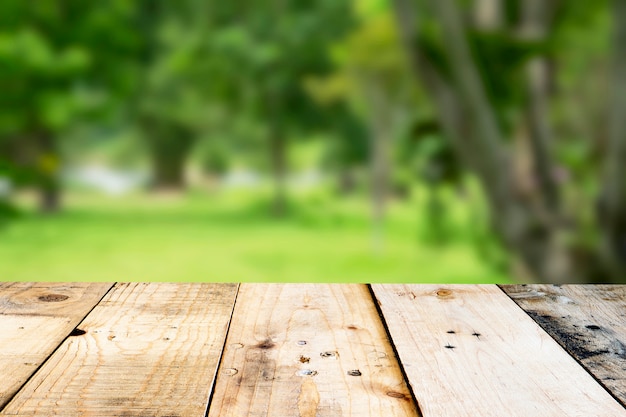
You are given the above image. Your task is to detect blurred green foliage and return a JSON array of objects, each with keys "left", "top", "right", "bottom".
[{"left": 0, "top": 0, "right": 617, "bottom": 282}]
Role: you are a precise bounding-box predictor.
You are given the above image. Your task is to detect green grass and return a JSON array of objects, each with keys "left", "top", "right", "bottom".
[{"left": 0, "top": 189, "right": 512, "bottom": 283}]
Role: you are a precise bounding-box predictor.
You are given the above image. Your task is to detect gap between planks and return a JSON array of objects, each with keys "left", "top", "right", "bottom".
[{"left": 202, "top": 282, "right": 241, "bottom": 417}]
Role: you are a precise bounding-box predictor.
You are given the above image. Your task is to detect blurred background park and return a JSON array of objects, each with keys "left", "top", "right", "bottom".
[{"left": 0, "top": 0, "right": 624, "bottom": 283}]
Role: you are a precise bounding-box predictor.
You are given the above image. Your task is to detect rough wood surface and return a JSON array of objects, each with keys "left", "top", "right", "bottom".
[
  {"left": 371, "top": 284, "right": 626, "bottom": 417},
  {"left": 0, "top": 282, "right": 113, "bottom": 409},
  {"left": 208, "top": 284, "right": 419, "bottom": 417},
  {"left": 0, "top": 283, "right": 238, "bottom": 417},
  {"left": 502, "top": 284, "right": 626, "bottom": 406}
]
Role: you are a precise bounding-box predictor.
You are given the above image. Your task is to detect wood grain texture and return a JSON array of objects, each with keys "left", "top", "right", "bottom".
[
  {"left": 0, "top": 283, "right": 238, "bottom": 417},
  {"left": 0, "top": 282, "right": 113, "bottom": 410},
  {"left": 208, "top": 284, "right": 419, "bottom": 417},
  {"left": 502, "top": 284, "right": 626, "bottom": 406},
  {"left": 371, "top": 284, "right": 626, "bottom": 417}
]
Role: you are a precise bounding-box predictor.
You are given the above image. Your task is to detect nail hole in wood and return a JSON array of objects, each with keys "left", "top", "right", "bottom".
[
  {"left": 255, "top": 339, "right": 274, "bottom": 349},
  {"left": 296, "top": 369, "right": 317, "bottom": 376},
  {"left": 436, "top": 289, "right": 452, "bottom": 298},
  {"left": 347, "top": 369, "right": 362, "bottom": 376}
]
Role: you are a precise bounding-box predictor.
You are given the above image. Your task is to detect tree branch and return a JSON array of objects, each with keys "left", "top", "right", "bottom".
[{"left": 521, "top": 0, "right": 561, "bottom": 212}]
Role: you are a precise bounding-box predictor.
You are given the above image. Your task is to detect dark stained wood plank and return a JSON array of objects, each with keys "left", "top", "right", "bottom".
[
  {"left": 208, "top": 284, "right": 420, "bottom": 417},
  {"left": 502, "top": 284, "right": 626, "bottom": 406},
  {"left": 0, "top": 282, "right": 113, "bottom": 410},
  {"left": 0, "top": 283, "right": 238, "bottom": 417},
  {"left": 372, "top": 284, "right": 626, "bottom": 417}
]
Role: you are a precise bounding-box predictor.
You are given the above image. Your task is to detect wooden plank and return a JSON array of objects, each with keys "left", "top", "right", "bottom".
[
  {"left": 1, "top": 283, "right": 238, "bottom": 417},
  {"left": 371, "top": 284, "right": 626, "bottom": 417},
  {"left": 502, "top": 284, "right": 626, "bottom": 406},
  {"left": 208, "top": 284, "right": 419, "bottom": 417},
  {"left": 0, "top": 282, "right": 113, "bottom": 410}
]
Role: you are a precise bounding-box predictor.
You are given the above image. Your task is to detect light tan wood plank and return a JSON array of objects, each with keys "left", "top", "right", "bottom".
[
  {"left": 371, "top": 284, "right": 626, "bottom": 417},
  {"left": 503, "top": 284, "right": 626, "bottom": 406},
  {"left": 208, "top": 284, "right": 419, "bottom": 417},
  {"left": 1, "top": 283, "right": 238, "bottom": 417},
  {"left": 0, "top": 282, "right": 113, "bottom": 410}
]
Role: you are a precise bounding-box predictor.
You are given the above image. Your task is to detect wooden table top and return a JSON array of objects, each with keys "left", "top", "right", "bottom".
[{"left": 0, "top": 283, "right": 624, "bottom": 416}]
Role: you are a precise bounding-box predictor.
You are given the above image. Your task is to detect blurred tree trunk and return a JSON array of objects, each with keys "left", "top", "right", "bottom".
[
  {"left": 514, "top": 0, "right": 575, "bottom": 282},
  {"left": 135, "top": 1, "right": 197, "bottom": 192},
  {"left": 37, "top": 132, "right": 61, "bottom": 214},
  {"left": 337, "top": 169, "right": 357, "bottom": 195},
  {"left": 392, "top": 0, "right": 578, "bottom": 282},
  {"left": 364, "top": 81, "right": 391, "bottom": 252},
  {"left": 473, "top": 0, "right": 502, "bottom": 29},
  {"left": 269, "top": 130, "right": 288, "bottom": 217},
  {"left": 143, "top": 120, "right": 195, "bottom": 190},
  {"left": 267, "top": 91, "right": 288, "bottom": 218},
  {"left": 39, "top": 180, "right": 61, "bottom": 214},
  {"left": 599, "top": 0, "right": 626, "bottom": 278},
  {"left": 520, "top": 0, "right": 561, "bottom": 213},
  {"left": 150, "top": 149, "right": 188, "bottom": 190}
]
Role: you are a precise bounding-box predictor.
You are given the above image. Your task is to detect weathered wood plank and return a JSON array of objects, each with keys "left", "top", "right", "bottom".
[
  {"left": 208, "top": 284, "right": 419, "bottom": 417},
  {"left": 502, "top": 284, "right": 626, "bottom": 406},
  {"left": 0, "top": 283, "right": 238, "bottom": 417},
  {"left": 371, "top": 284, "right": 626, "bottom": 417},
  {"left": 0, "top": 282, "right": 113, "bottom": 410}
]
